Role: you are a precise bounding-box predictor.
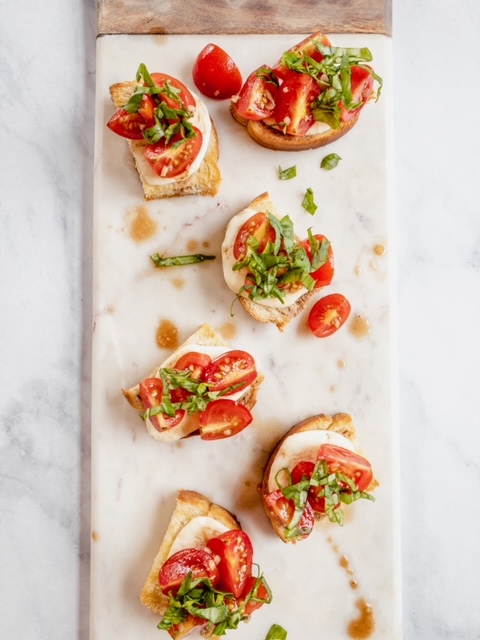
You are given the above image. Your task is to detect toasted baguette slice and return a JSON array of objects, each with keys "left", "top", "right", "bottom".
[
  {"left": 109, "top": 80, "right": 221, "bottom": 199},
  {"left": 141, "top": 490, "right": 240, "bottom": 626},
  {"left": 122, "top": 323, "right": 263, "bottom": 442},
  {"left": 222, "top": 192, "right": 316, "bottom": 332},
  {"left": 262, "top": 413, "right": 378, "bottom": 543}
]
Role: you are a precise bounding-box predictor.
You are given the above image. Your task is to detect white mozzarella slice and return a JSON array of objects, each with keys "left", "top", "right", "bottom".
[{"left": 168, "top": 516, "right": 230, "bottom": 557}]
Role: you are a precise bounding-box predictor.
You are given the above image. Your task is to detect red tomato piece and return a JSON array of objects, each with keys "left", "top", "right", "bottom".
[
  {"left": 264, "top": 490, "right": 315, "bottom": 539},
  {"left": 308, "top": 293, "right": 351, "bottom": 338},
  {"left": 318, "top": 444, "right": 373, "bottom": 491},
  {"left": 174, "top": 351, "right": 212, "bottom": 380},
  {"left": 233, "top": 212, "right": 277, "bottom": 260},
  {"left": 199, "top": 399, "right": 252, "bottom": 440},
  {"left": 139, "top": 377, "right": 186, "bottom": 431},
  {"left": 206, "top": 530, "right": 253, "bottom": 598},
  {"left": 202, "top": 350, "right": 257, "bottom": 393},
  {"left": 137, "top": 94, "right": 157, "bottom": 128},
  {"left": 284, "top": 31, "right": 332, "bottom": 64},
  {"left": 237, "top": 574, "right": 271, "bottom": 614},
  {"left": 272, "top": 69, "right": 321, "bottom": 135},
  {"left": 150, "top": 72, "right": 196, "bottom": 109},
  {"left": 193, "top": 43, "right": 243, "bottom": 100},
  {"left": 340, "top": 66, "right": 375, "bottom": 122},
  {"left": 291, "top": 460, "right": 325, "bottom": 514},
  {"left": 144, "top": 129, "right": 203, "bottom": 178},
  {"left": 302, "top": 233, "right": 335, "bottom": 288},
  {"left": 107, "top": 108, "right": 148, "bottom": 140},
  {"left": 168, "top": 614, "right": 205, "bottom": 640},
  {"left": 233, "top": 68, "right": 276, "bottom": 121},
  {"left": 158, "top": 548, "right": 219, "bottom": 596}
]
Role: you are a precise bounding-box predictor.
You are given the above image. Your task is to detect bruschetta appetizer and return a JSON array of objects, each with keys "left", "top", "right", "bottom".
[
  {"left": 221, "top": 192, "right": 335, "bottom": 331},
  {"left": 108, "top": 63, "right": 221, "bottom": 199},
  {"left": 231, "top": 32, "right": 382, "bottom": 151},
  {"left": 141, "top": 490, "right": 272, "bottom": 639},
  {"left": 262, "top": 413, "right": 377, "bottom": 543},
  {"left": 123, "top": 324, "right": 263, "bottom": 442}
]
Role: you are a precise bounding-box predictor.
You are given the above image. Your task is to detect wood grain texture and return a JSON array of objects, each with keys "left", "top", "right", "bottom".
[{"left": 97, "top": 0, "right": 392, "bottom": 37}]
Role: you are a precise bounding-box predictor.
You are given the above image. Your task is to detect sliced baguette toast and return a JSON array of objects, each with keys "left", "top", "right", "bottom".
[
  {"left": 141, "top": 490, "right": 240, "bottom": 619},
  {"left": 122, "top": 323, "right": 263, "bottom": 442},
  {"left": 109, "top": 80, "right": 221, "bottom": 200},
  {"left": 222, "top": 192, "right": 316, "bottom": 332}
]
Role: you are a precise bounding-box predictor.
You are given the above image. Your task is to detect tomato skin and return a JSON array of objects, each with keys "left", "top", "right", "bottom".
[
  {"left": 272, "top": 69, "right": 320, "bottom": 135},
  {"left": 291, "top": 461, "right": 325, "bottom": 514},
  {"left": 139, "top": 377, "right": 186, "bottom": 431},
  {"left": 238, "top": 574, "right": 271, "bottom": 615},
  {"left": 193, "top": 43, "right": 243, "bottom": 100},
  {"left": 202, "top": 350, "right": 257, "bottom": 394},
  {"left": 150, "top": 72, "right": 196, "bottom": 109},
  {"left": 318, "top": 444, "right": 373, "bottom": 491},
  {"left": 302, "top": 233, "right": 335, "bottom": 288},
  {"left": 107, "top": 108, "right": 148, "bottom": 140},
  {"left": 340, "top": 66, "right": 374, "bottom": 122},
  {"left": 264, "top": 490, "right": 315, "bottom": 539},
  {"left": 233, "top": 68, "right": 276, "bottom": 121},
  {"left": 158, "top": 548, "right": 219, "bottom": 596},
  {"left": 233, "top": 212, "right": 277, "bottom": 260},
  {"left": 206, "top": 530, "right": 253, "bottom": 598},
  {"left": 144, "top": 128, "right": 203, "bottom": 178},
  {"left": 168, "top": 614, "right": 205, "bottom": 640},
  {"left": 199, "top": 399, "right": 253, "bottom": 440},
  {"left": 174, "top": 351, "right": 212, "bottom": 380},
  {"left": 308, "top": 293, "right": 351, "bottom": 338}
]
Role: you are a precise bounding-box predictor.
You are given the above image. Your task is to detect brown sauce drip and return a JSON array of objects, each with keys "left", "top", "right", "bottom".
[
  {"left": 348, "top": 598, "right": 376, "bottom": 639},
  {"left": 220, "top": 322, "right": 237, "bottom": 341},
  {"left": 171, "top": 277, "right": 185, "bottom": 290},
  {"left": 350, "top": 315, "right": 371, "bottom": 338},
  {"left": 129, "top": 205, "right": 157, "bottom": 242},
  {"left": 187, "top": 239, "right": 199, "bottom": 252},
  {"left": 91, "top": 530, "right": 100, "bottom": 542},
  {"left": 374, "top": 243, "right": 386, "bottom": 256},
  {"left": 156, "top": 319, "right": 180, "bottom": 350}
]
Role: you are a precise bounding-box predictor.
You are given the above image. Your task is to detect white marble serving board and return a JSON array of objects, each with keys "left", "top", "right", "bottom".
[{"left": 91, "top": 33, "right": 400, "bottom": 640}]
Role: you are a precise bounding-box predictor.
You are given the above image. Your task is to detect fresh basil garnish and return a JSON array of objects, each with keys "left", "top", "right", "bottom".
[
  {"left": 321, "top": 152, "right": 342, "bottom": 170},
  {"left": 302, "top": 188, "right": 317, "bottom": 215}
]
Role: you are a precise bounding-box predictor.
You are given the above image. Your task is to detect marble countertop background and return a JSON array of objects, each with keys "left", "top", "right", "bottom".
[{"left": 1, "top": 1, "right": 479, "bottom": 639}]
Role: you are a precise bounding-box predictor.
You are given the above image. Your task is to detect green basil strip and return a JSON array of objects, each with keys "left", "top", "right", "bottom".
[
  {"left": 266, "top": 623, "right": 288, "bottom": 640},
  {"left": 278, "top": 165, "right": 297, "bottom": 180},
  {"left": 302, "top": 188, "right": 318, "bottom": 215},
  {"left": 321, "top": 152, "right": 342, "bottom": 170},
  {"left": 150, "top": 253, "right": 215, "bottom": 268}
]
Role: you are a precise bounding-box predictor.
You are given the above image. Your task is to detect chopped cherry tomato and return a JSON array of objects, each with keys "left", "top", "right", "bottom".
[
  {"left": 107, "top": 108, "right": 149, "bottom": 140},
  {"left": 202, "top": 350, "right": 257, "bottom": 393},
  {"left": 150, "top": 72, "right": 196, "bottom": 109},
  {"left": 238, "top": 574, "right": 271, "bottom": 614},
  {"left": 144, "top": 129, "right": 203, "bottom": 178},
  {"left": 193, "top": 43, "right": 243, "bottom": 100},
  {"left": 308, "top": 293, "right": 351, "bottom": 338},
  {"left": 272, "top": 70, "right": 320, "bottom": 135},
  {"left": 158, "top": 548, "right": 219, "bottom": 596},
  {"left": 233, "top": 68, "right": 276, "bottom": 121},
  {"left": 233, "top": 212, "right": 277, "bottom": 260},
  {"left": 264, "top": 490, "right": 315, "bottom": 540},
  {"left": 139, "top": 377, "right": 186, "bottom": 431},
  {"left": 168, "top": 614, "right": 205, "bottom": 640},
  {"left": 206, "top": 530, "right": 253, "bottom": 598},
  {"left": 340, "top": 66, "right": 375, "bottom": 122},
  {"left": 199, "top": 399, "right": 252, "bottom": 440},
  {"left": 291, "top": 460, "right": 325, "bottom": 514},
  {"left": 318, "top": 444, "right": 373, "bottom": 492},
  {"left": 284, "top": 31, "right": 332, "bottom": 64},
  {"left": 137, "top": 94, "right": 156, "bottom": 128},
  {"left": 302, "top": 233, "right": 335, "bottom": 288},
  {"left": 174, "top": 351, "right": 212, "bottom": 380}
]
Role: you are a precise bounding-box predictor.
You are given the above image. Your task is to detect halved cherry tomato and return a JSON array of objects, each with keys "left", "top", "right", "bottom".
[
  {"left": 107, "top": 108, "right": 149, "bottom": 140},
  {"left": 272, "top": 70, "right": 321, "bottom": 135},
  {"left": 168, "top": 614, "right": 205, "bottom": 640},
  {"left": 233, "top": 212, "right": 277, "bottom": 260},
  {"left": 139, "top": 377, "right": 186, "bottom": 431},
  {"left": 158, "top": 548, "right": 219, "bottom": 596},
  {"left": 308, "top": 293, "right": 351, "bottom": 338},
  {"left": 150, "top": 72, "right": 196, "bottom": 110},
  {"left": 233, "top": 68, "right": 276, "bottom": 121},
  {"left": 202, "top": 350, "right": 257, "bottom": 393},
  {"left": 318, "top": 444, "right": 373, "bottom": 491},
  {"left": 193, "top": 43, "right": 243, "bottom": 100},
  {"left": 340, "top": 66, "right": 374, "bottom": 122},
  {"left": 137, "top": 94, "right": 157, "bottom": 128},
  {"left": 144, "top": 129, "right": 203, "bottom": 178},
  {"left": 206, "top": 530, "right": 253, "bottom": 598},
  {"left": 291, "top": 460, "right": 325, "bottom": 514},
  {"left": 238, "top": 574, "right": 271, "bottom": 615},
  {"left": 301, "top": 233, "right": 335, "bottom": 288},
  {"left": 199, "top": 399, "right": 252, "bottom": 440},
  {"left": 175, "top": 351, "right": 212, "bottom": 380},
  {"left": 283, "top": 31, "right": 332, "bottom": 64},
  {"left": 264, "top": 490, "right": 315, "bottom": 539}
]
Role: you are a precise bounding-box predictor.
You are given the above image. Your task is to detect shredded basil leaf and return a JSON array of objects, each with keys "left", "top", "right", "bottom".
[
  {"left": 150, "top": 253, "right": 215, "bottom": 268},
  {"left": 266, "top": 623, "right": 288, "bottom": 640},
  {"left": 321, "top": 153, "right": 342, "bottom": 170},
  {"left": 302, "top": 188, "right": 318, "bottom": 215},
  {"left": 278, "top": 165, "right": 297, "bottom": 180}
]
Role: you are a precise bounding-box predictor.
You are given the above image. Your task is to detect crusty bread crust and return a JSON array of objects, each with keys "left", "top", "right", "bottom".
[
  {"left": 122, "top": 323, "right": 263, "bottom": 442},
  {"left": 223, "top": 192, "right": 316, "bottom": 331},
  {"left": 261, "top": 413, "right": 377, "bottom": 543},
  {"left": 109, "top": 80, "right": 221, "bottom": 199},
  {"left": 141, "top": 490, "right": 240, "bottom": 617}
]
